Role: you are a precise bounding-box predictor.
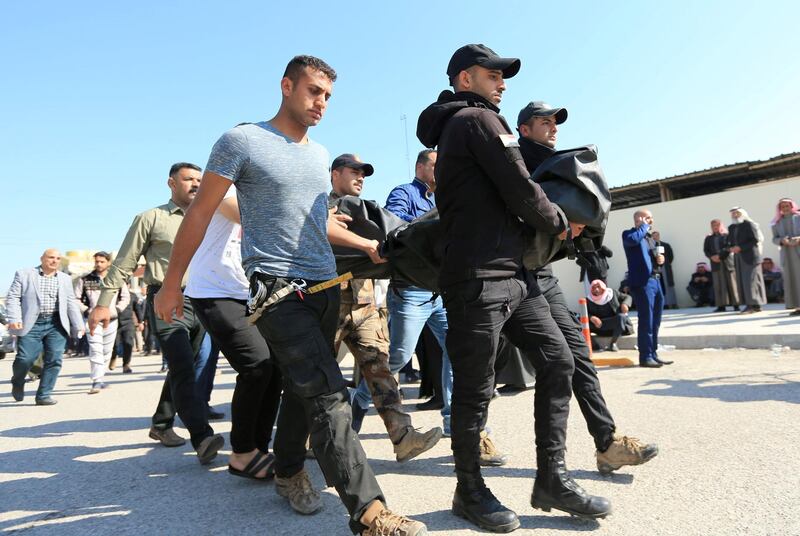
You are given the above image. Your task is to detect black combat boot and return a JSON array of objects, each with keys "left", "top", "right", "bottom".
[
  {"left": 532, "top": 454, "right": 611, "bottom": 519},
  {"left": 452, "top": 471, "right": 520, "bottom": 533}
]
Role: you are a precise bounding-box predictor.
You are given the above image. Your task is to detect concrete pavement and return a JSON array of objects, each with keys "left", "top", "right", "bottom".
[{"left": 1, "top": 348, "right": 799, "bottom": 535}]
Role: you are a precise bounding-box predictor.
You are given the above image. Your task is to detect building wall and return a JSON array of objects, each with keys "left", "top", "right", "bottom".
[
  {"left": 64, "top": 250, "right": 103, "bottom": 279},
  {"left": 552, "top": 175, "right": 800, "bottom": 310}
]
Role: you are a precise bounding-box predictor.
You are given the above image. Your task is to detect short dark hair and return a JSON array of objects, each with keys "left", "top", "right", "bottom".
[
  {"left": 283, "top": 55, "right": 337, "bottom": 83},
  {"left": 169, "top": 162, "right": 201, "bottom": 178},
  {"left": 416, "top": 149, "right": 436, "bottom": 166},
  {"left": 94, "top": 251, "right": 111, "bottom": 261},
  {"left": 449, "top": 66, "right": 477, "bottom": 90}
]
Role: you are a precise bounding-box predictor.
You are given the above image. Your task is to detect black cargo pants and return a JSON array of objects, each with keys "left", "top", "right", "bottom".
[
  {"left": 254, "top": 280, "right": 384, "bottom": 535},
  {"left": 537, "top": 273, "right": 617, "bottom": 451},
  {"left": 442, "top": 270, "right": 574, "bottom": 477}
]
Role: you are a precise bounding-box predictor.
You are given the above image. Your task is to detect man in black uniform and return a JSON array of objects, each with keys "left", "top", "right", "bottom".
[
  {"left": 417, "top": 44, "right": 610, "bottom": 533},
  {"left": 516, "top": 101, "right": 658, "bottom": 474}
]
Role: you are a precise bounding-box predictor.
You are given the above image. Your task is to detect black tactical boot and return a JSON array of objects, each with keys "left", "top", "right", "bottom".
[
  {"left": 452, "top": 472, "right": 520, "bottom": 533},
  {"left": 532, "top": 455, "right": 611, "bottom": 519}
]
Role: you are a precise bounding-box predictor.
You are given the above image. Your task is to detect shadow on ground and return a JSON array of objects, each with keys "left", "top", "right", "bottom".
[
  {"left": 410, "top": 508, "right": 603, "bottom": 533},
  {"left": 637, "top": 372, "right": 800, "bottom": 404},
  {"left": 371, "top": 454, "right": 635, "bottom": 487},
  {"left": 0, "top": 417, "right": 149, "bottom": 438},
  {"left": 0, "top": 437, "right": 304, "bottom": 535}
]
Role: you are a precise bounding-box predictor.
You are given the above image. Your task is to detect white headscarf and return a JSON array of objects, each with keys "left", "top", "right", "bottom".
[{"left": 731, "top": 207, "right": 764, "bottom": 254}]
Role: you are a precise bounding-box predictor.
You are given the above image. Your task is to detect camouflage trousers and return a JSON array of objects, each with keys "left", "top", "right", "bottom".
[{"left": 335, "top": 302, "right": 412, "bottom": 442}]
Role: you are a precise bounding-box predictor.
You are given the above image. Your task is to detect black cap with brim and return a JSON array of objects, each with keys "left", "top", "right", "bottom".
[
  {"left": 447, "top": 44, "right": 521, "bottom": 79},
  {"left": 516, "top": 101, "right": 568, "bottom": 126},
  {"left": 331, "top": 154, "right": 374, "bottom": 177}
]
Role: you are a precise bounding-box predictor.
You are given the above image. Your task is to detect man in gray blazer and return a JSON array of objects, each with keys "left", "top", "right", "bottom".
[{"left": 7, "top": 249, "right": 84, "bottom": 405}]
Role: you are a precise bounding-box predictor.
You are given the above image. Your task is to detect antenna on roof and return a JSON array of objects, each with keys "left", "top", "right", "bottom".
[{"left": 401, "top": 114, "right": 411, "bottom": 181}]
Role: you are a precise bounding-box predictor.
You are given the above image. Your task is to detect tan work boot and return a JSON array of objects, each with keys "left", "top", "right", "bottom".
[
  {"left": 596, "top": 434, "right": 659, "bottom": 474},
  {"left": 394, "top": 426, "right": 443, "bottom": 462},
  {"left": 276, "top": 469, "right": 322, "bottom": 515},
  {"left": 148, "top": 426, "right": 186, "bottom": 447},
  {"left": 362, "top": 508, "right": 428, "bottom": 536},
  {"left": 479, "top": 430, "right": 508, "bottom": 467},
  {"left": 196, "top": 434, "right": 224, "bottom": 465}
]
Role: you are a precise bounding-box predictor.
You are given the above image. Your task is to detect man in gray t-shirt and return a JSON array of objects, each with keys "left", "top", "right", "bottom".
[
  {"left": 206, "top": 121, "right": 336, "bottom": 281},
  {"left": 154, "top": 56, "right": 425, "bottom": 536}
]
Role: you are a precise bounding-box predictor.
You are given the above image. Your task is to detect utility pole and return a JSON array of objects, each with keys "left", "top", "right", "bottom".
[{"left": 401, "top": 114, "right": 411, "bottom": 180}]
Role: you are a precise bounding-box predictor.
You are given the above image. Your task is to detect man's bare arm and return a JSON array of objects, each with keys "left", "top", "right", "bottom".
[{"left": 327, "top": 214, "right": 385, "bottom": 265}]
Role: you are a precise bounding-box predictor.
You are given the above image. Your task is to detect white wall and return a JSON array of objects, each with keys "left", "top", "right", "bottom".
[{"left": 552, "top": 175, "right": 800, "bottom": 310}]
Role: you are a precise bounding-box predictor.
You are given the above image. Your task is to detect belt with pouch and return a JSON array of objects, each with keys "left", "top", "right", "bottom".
[{"left": 247, "top": 272, "right": 353, "bottom": 325}]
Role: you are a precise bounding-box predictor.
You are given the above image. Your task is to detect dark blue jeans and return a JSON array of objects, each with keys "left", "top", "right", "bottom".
[
  {"left": 194, "top": 332, "right": 219, "bottom": 404},
  {"left": 630, "top": 277, "right": 664, "bottom": 362},
  {"left": 12, "top": 315, "right": 68, "bottom": 400}
]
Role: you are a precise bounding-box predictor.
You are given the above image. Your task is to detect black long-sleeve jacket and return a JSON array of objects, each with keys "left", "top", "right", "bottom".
[
  {"left": 417, "top": 90, "right": 566, "bottom": 286},
  {"left": 727, "top": 221, "right": 762, "bottom": 264},
  {"left": 703, "top": 232, "right": 735, "bottom": 272}
]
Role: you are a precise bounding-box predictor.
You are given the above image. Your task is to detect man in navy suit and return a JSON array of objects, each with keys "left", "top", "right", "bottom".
[{"left": 621, "top": 210, "right": 673, "bottom": 368}]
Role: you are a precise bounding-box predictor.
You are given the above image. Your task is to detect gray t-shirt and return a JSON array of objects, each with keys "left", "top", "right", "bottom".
[{"left": 205, "top": 122, "right": 336, "bottom": 280}]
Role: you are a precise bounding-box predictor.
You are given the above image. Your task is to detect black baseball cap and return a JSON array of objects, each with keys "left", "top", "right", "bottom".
[
  {"left": 517, "top": 101, "right": 568, "bottom": 127},
  {"left": 446, "top": 44, "right": 521, "bottom": 79},
  {"left": 331, "top": 154, "right": 374, "bottom": 177}
]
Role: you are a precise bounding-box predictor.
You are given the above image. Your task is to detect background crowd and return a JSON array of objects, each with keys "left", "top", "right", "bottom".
[{"left": 576, "top": 198, "right": 800, "bottom": 355}]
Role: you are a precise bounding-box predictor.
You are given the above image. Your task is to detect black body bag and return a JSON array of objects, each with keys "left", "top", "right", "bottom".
[{"left": 332, "top": 145, "right": 611, "bottom": 293}]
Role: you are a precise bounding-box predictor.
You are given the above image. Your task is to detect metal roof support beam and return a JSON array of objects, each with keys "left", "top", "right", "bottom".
[{"left": 659, "top": 183, "right": 673, "bottom": 202}]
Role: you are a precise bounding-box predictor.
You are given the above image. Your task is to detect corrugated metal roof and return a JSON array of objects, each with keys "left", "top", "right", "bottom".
[{"left": 610, "top": 152, "right": 800, "bottom": 210}]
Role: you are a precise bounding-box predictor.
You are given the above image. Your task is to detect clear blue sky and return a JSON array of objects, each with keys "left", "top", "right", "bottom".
[{"left": 2, "top": 1, "right": 798, "bottom": 288}]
